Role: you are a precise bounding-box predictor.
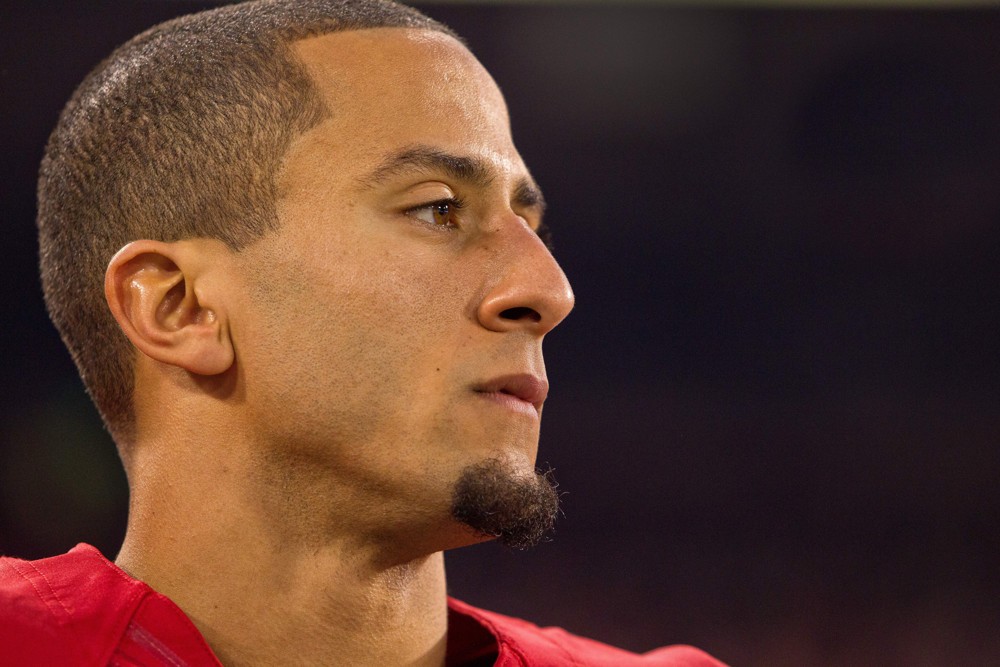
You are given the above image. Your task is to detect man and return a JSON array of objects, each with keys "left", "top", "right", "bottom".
[{"left": 2, "top": 1, "right": 725, "bottom": 665}]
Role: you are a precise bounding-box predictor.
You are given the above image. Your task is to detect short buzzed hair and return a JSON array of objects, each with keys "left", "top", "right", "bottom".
[{"left": 37, "top": 0, "right": 454, "bottom": 444}]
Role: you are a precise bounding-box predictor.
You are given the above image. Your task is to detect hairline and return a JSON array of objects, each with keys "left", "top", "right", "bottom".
[{"left": 37, "top": 1, "right": 460, "bottom": 446}]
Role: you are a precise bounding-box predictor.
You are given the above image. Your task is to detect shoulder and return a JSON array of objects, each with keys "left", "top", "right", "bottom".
[
  {"left": 0, "top": 551, "right": 75, "bottom": 663},
  {"left": 449, "top": 598, "right": 728, "bottom": 667},
  {"left": 0, "top": 544, "right": 150, "bottom": 666}
]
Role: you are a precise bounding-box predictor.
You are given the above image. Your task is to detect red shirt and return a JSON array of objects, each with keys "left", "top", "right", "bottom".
[{"left": 0, "top": 544, "right": 725, "bottom": 666}]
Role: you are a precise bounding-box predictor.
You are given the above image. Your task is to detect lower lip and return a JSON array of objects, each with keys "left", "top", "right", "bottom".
[{"left": 475, "top": 391, "right": 539, "bottom": 418}]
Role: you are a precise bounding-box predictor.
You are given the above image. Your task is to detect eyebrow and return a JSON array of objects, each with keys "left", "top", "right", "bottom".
[{"left": 361, "top": 144, "right": 547, "bottom": 215}]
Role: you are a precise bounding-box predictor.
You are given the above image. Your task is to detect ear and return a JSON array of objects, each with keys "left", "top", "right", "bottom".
[{"left": 105, "top": 240, "right": 234, "bottom": 376}]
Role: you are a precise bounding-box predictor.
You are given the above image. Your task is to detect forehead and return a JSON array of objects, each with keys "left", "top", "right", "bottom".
[{"left": 284, "top": 28, "right": 524, "bottom": 186}]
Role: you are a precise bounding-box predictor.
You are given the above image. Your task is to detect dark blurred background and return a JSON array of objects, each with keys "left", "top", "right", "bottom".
[{"left": 3, "top": 2, "right": 999, "bottom": 665}]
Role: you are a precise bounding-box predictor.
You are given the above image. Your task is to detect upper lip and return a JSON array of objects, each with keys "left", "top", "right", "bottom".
[{"left": 474, "top": 373, "right": 549, "bottom": 410}]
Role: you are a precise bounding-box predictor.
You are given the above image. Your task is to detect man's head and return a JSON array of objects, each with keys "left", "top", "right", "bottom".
[
  {"left": 38, "top": 1, "right": 574, "bottom": 551},
  {"left": 37, "top": 0, "right": 447, "bottom": 442}
]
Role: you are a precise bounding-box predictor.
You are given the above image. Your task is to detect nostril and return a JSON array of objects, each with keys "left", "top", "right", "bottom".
[{"left": 499, "top": 306, "right": 541, "bottom": 323}]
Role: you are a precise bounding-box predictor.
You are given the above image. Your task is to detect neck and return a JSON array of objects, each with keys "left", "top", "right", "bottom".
[{"left": 116, "top": 435, "right": 450, "bottom": 667}]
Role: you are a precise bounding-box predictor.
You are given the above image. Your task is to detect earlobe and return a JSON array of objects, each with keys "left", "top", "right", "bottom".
[{"left": 105, "top": 240, "right": 234, "bottom": 376}]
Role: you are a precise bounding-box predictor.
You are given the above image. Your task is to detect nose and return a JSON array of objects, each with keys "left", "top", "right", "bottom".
[{"left": 477, "top": 220, "right": 575, "bottom": 336}]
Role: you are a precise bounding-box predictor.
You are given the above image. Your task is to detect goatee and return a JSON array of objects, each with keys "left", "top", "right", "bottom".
[{"left": 450, "top": 457, "right": 561, "bottom": 549}]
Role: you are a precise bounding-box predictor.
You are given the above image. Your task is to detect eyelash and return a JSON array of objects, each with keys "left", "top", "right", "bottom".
[
  {"left": 405, "top": 197, "right": 466, "bottom": 230},
  {"left": 403, "top": 197, "right": 555, "bottom": 251},
  {"left": 536, "top": 221, "right": 554, "bottom": 252}
]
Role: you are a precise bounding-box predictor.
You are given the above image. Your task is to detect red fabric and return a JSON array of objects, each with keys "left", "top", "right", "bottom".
[
  {"left": 447, "top": 598, "right": 726, "bottom": 667},
  {"left": 0, "top": 544, "right": 725, "bottom": 666},
  {"left": 0, "top": 544, "right": 221, "bottom": 666}
]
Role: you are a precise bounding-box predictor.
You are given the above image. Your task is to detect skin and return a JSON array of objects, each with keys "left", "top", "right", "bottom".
[{"left": 104, "top": 28, "right": 573, "bottom": 667}]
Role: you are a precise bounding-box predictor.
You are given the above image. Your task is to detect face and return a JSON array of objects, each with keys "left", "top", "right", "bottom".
[{"left": 227, "top": 28, "right": 574, "bottom": 547}]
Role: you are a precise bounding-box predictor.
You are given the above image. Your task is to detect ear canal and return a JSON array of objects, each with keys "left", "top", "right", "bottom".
[
  {"left": 104, "top": 240, "right": 234, "bottom": 376},
  {"left": 156, "top": 273, "right": 190, "bottom": 331}
]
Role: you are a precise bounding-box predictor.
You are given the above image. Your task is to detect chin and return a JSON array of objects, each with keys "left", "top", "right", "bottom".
[{"left": 448, "top": 456, "right": 560, "bottom": 550}]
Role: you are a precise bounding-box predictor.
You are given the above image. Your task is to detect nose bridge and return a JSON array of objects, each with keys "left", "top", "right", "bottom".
[{"left": 476, "top": 215, "right": 575, "bottom": 335}]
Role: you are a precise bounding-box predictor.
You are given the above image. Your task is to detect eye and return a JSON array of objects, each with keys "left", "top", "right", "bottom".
[
  {"left": 407, "top": 198, "right": 464, "bottom": 229},
  {"left": 535, "top": 220, "right": 554, "bottom": 252}
]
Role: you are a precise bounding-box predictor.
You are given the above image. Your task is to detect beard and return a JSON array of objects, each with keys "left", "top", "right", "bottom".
[{"left": 450, "top": 457, "right": 561, "bottom": 549}]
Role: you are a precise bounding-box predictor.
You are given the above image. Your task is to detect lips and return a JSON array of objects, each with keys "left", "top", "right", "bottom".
[{"left": 473, "top": 374, "right": 549, "bottom": 412}]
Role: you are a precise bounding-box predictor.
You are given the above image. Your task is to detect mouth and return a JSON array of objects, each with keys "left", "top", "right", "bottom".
[{"left": 473, "top": 374, "right": 549, "bottom": 416}]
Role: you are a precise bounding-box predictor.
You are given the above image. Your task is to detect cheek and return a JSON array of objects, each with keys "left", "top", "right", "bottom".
[
  {"left": 239, "top": 243, "right": 475, "bottom": 450},
  {"left": 347, "top": 245, "right": 477, "bottom": 351}
]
